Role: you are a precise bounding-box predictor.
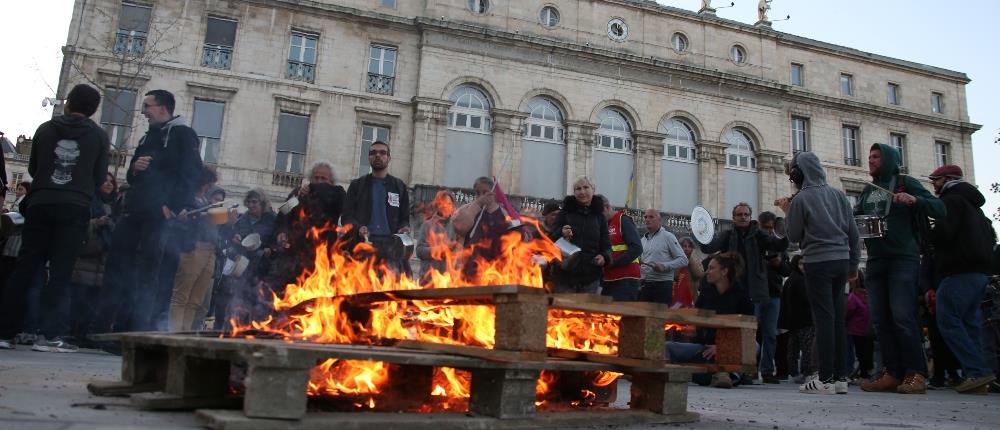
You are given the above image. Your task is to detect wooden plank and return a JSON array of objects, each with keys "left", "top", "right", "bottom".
[
  {"left": 131, "top": 392, "right": 240, "bottom": 410},
  {"left": 549, "top": 297, "right": 757, "bottom": 329},
  {"left": 546, "top": 348, "right": 705, "bottom": 373},
  {"left": 395, "top": 340, "right": 546, "bottom": 363},
  {"left": 87, "top": 380, "right": 163, "bottom": 397}
]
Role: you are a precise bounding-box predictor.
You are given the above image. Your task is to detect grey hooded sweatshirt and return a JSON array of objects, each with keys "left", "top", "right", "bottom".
[{"left": 785, "top": 151, "right": 861, "bottom": 272}]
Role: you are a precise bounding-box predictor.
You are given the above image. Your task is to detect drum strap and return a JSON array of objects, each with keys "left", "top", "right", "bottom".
[{"left": 880, "top": 176, "right": 898, "bottom": 218}]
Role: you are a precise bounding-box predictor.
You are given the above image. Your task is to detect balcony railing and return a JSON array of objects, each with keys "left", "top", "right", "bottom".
[
  {"left": 271, "top": 171, "right": 304, "bottom": 188},
  {"left": 113, "top": 30, "right": 146, "bottom": 55},
  {"left": 286, "top": 60, "right": 315, "bottom": 83},
  {"left": 3, "top": 153, "right": 29, "bottom": 163},
  {"left": 844, "top": 157, "right": 861, "bottom": 167},
  {"left": 202, "top": 44, "right": 233, "bottom": 69},
  {"left": 366, "top": 73, "right": 395, "bottom": 95}
]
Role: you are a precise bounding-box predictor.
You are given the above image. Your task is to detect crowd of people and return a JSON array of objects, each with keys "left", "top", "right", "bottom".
[{"left": 0, "top": 84, "right": 997, "bottom": 399}]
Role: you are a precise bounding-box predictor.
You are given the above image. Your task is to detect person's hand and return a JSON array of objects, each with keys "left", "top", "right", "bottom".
[
  {"left": 95, "top": 215, "right": 112, "bottom": 226},
  {"left": 848, "top": 271, "right": 859, "bottom": 282},
  {"left": 161, "top": 205, "right": 173, "bottom": 220},
  {"left": 702, "top": 345, "right": 717, "bottom": 360},
  {"left": 231, "top": 234, "right": 243, "bottom": 245},
  {"left": 474, "top": 191, "right": 496, "bottom": 209},
  {"left": 653, "top": 262, "right": 666, "bottom": 272},
  {"left": 359, "top": 225, "right": 369, "bottom": 238},
  {"left": 593, "top": 254, "right": 606, "bottom": 267},
  {"left": 775, "top": 196, "right": 792, "bottom": 214},
  {"left": 893, "top": 192, "right": 917, "bottom": 206},
  {"left": 276, "top": 232, "right": 289, "bottom": 249},
  {"left": 177, "top": 209, "right": 189, "bottom": 221},
  {"left": 133, "top": 156, "right": 152, "bottom": 172},
  {"left": 397, "top": 226, "right": 411, "bottom": 235},
  {"left": 560, "top": 225, "right": 573, "bottom": 240},
  {"left": 298, "top": 181, "right": 310, "bottom": 197}
]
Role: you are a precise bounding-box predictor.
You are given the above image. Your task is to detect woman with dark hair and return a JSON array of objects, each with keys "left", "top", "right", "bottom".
[
  {"left": 666, "top": 251, "right": 753, "bottom": 388},
  {"left": 69, "top": 172, "right": 117, "bottom": 341},
  {"left": 780, "top": 254, "right": 815, "bottom": 384},
  {"left": 547, "top": 176, "right": 611, "bottom": 294}
]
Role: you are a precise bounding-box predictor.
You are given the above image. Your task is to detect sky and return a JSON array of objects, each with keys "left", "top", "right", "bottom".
[{"left": 1, "top": 0, "right": 997, "bottom": 225}]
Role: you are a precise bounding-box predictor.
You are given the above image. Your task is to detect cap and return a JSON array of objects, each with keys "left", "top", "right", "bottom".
[
  {"left": 542, "top": 202, "right": 560, "bottom": 216},
  {"left": 928, "top": 164, "right": 963, "bottom": 180}
]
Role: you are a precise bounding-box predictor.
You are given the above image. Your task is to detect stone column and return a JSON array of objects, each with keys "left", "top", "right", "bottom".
[
  {"left": 756, "top": 150, "right": 790, "bottom": 215},
  {"left": 491, "top": 109, "right": 528, "bottom": 192},
  {"left": 410, "top": 97, "right": 450, "bottom": 186},
  {"left": 696, "top": 140, "right": 728, "bottom": 216},
  {"left": 634, "top": 131, "right": 666, "bottom": 210},
  {"left": 564, "top": 121, "right": 598, "bottom": 196}
]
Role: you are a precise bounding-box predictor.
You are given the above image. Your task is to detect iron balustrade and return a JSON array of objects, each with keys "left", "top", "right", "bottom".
[
  {"left": 286, "top": 61, "right": 315, "bottom": 83},
  {"left": 366, "top": 73, "right": 395, "bottom": 95},
  {"left": 202, "top": 44, "right": 233, "bottom": 69}
]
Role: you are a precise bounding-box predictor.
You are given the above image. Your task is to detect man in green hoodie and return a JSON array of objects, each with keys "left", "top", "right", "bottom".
[{"left": 857, "top": 143, "right": 945, "bottom": 395}]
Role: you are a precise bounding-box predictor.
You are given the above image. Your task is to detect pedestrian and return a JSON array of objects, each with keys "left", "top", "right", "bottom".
[
  {"left": 777, "top": 150, "right": 861, "bottom": 394},
  {"left": 215, "top": 188, "right": 276, "bottom": 329},
  {"left": 779, "top": 255, "right": 815, "bottom": 384},
  {"left": 416, "top": 190, "right": 456, "bottom": 283},
  {"left": 672, "top": 237, "right": 704, "bottom": 308},
  {"left": 541, "top": 202, "right": 561, "bottom": 236},
  {"left": 701, "top": 202, "right": 788, "bottom": 383},
  {"left": 0, "top": 83, "right": 109, "bottom": 351},
  {"left": 168, "top": 167, "right": 221, "bottom": 332},
  {"left": 854, "top": 144, "right": 945, "bottom": 395},
  {"left": 452, "top": 177, "right": 518, "bottom": 279},
  {"left": 546, "top": 177, "right": 610, "bottom": 294},
  {"left": 89, "top": 89, "right": 204, "bottom": 334},
  {"left": 846, "top": 279, "right": 874, "bottom": 383},
  {"left": 640, "top": 209, "right": 688, "bottom": 304},
  {"left": 69, "top": 172, "right": 117, "bottom": 343},
  {"left": 757, "top": 211, "right": 791, "bottom": 384},
  {"left": 596, "top": 196, "right": 642, "bottom": 301},
  {"left": 926, "top": 164, "right": 997, "bottom": 394}
]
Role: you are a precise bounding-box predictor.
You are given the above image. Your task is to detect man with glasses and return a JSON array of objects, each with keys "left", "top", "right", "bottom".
[
  {"left": 343, "top": 141, "right": 410, "bottom": 272},
  {"left": 700, "top": 202, "right": 789, "bottom": 383}
]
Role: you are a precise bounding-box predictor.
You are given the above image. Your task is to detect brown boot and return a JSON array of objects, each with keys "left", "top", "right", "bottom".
[
  {"left": 861, "top": 368, "right": 901, "bottom": 392},
  {"left": 896, "top": 372, "right": 927, "bottom": 394}
]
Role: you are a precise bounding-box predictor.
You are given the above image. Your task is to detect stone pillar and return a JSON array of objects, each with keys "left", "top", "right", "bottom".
[
  {"left": 491, "top": 109, "right": 528, "bottom": 192},
  {"left": 411, "top": 97, "right": 450, "bottom": 186},
  {"left": 564, "top": 121, "right": 598, "bottom": 196},
  {"left": 756, "top": 150, "right": 789, "bottom": 215},
  {"left": 634, "top": 131, "right": 666, "bottom": 210},
  {"left": 696, "top": 140, "right": 728, "bottom": 216}
]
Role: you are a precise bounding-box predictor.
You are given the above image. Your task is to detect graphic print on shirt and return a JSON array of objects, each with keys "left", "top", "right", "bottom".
[
  {"left": 52, "top": 139, "right": 80, "bottom": 185},
  {"left": 860, "top": 186, "right": 892, "bottom": 216}
]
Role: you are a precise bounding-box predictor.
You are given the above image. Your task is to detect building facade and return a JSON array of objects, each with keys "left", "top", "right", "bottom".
[{"left": 56, "top": 0, "right": 980, "bottom": 219}]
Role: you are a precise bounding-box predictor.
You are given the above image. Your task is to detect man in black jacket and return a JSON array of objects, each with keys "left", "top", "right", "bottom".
[
  {"left": 343, "top": 141, "right": 410, "bottom": 272},
  {"left": 927, "top": 164, "right": 996, "bottom": 394},
  {"left": 91, "top": 89, "right": 204, "bottom": 333},
  {"left": 0, "top": 84, "right": 109, "bottom": 352}
]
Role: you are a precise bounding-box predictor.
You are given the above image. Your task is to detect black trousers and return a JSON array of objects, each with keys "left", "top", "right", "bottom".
[
  {"left": 89, "top": 213, "right": 165, "bottom": 333},
  {"left": 0, "top": 203, "right": 89, "bottom": 339}
]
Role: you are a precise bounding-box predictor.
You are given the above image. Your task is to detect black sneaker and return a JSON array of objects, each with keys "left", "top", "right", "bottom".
[
  {"left": 762, "top": 374, "right": 781, "bottom": 384},
  {"left": 31, "top": 338, "right": 79, "bottom": 353}
]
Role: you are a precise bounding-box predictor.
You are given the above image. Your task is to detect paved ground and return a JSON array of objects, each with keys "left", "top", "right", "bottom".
[{"left": 1, "top": 345, "right": 998, "bottom": 430}]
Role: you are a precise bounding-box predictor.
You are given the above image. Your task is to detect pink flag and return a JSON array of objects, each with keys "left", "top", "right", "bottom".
[{"left": 492, "top": 176, "right": 521, "bottom": 221}]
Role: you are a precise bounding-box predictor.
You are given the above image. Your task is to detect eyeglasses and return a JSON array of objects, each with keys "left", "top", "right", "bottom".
[
  {"left": 734, "top": 213, "right": 751, "bottom": 218},
  {"left": 369, "top": 150, "right": 388, "bottom": 156}
]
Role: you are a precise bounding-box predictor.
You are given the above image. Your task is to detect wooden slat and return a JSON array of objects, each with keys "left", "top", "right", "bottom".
[
  {"left": 395, "top": 340, "right": 546, "bottom": 362},
  {"left": 548, "top": 297, "right": 757, "bottom": 329},
  {"left": 546, "top": 348, "right": 702, "bottom": 373}
]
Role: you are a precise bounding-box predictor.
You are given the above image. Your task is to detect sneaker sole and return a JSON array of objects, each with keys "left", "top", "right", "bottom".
[{"left": 31, "top": 345, "right": 78, "bottom": 353}]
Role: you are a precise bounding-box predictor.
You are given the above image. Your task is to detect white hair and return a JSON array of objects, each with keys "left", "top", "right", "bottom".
[
  {"left": 573, "top": 176, "right": 594, "bottom": 189},
  {"left": 307, "top": 159, "right": 336, "bottom": 183}
]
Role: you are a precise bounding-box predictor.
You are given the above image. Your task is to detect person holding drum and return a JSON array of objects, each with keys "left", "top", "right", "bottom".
[
  {"left": 853, "top": 143, "right": 945, "bottom": 395},
  {"left": 776, "top": 151, "right": 860, "bottom": 394}
]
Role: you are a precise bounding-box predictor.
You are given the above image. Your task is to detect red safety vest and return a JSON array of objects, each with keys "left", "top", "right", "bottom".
[{"left": 603, "top": 210, "right": 641, "bottom": 281}]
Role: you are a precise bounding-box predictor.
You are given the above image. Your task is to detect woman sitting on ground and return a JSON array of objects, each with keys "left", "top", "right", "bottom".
[{"left": 665, "top": 251, "right": 753, "bottom": 388}]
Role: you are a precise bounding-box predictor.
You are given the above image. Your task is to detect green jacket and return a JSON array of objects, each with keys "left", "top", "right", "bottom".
[{"left": 854, "top": 143, "right": 946, "bottom": 261}]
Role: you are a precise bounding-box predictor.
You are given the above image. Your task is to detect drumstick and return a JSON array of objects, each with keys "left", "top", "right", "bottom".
[{"left": 866, "top": 182, "right": 896, "bottom": 196}]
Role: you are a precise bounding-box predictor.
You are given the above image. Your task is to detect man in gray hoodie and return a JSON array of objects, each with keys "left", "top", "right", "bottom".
[{"left": 777, "top": 151, "right": 860, "bottom": 395}]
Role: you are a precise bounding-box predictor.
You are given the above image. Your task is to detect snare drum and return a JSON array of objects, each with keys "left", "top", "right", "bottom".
[{"left": 855, "top": 215, "right": 887, "bottom": 239}]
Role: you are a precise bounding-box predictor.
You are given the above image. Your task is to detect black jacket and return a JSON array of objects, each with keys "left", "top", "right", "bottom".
[
  {"left": 27, "top": 114, "right": 110, "bottom": 209},
  {"left": 931, "top": 181, "right": 995, "bottom": 277},
  {"left": 694, "top": 281, "right": 753, "bottom": 344},
  {"left": 125, "top": 116, "right": 204, "bottom": 216},
  {"left": 547, "top": 196, "right": 612, "bottom": 284},
  {"left": 778, "top": 270, "right": 812, "bottom": 331},
  {"left": 342, "top": 173, "right": 409, "bottom": 234},
  {"left": 700, "top": 221, "right": 789, "bottom": 303},
  {"left": 764, "top": 252, "right": 791, "bottom": 298}
]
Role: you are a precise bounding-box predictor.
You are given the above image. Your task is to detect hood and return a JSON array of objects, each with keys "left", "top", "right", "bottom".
[
  {"left": 942, "top": 181, "right": 986, "bottom": 208},
  {"left": 871, "top": 143, "right": 900, "bottom": 184},
  {"left": 150, "top": 115, "right": 189, "bottom": 132},
  {"left": 51, "top": 114, "right": 96, "bottom": 139},
  {"left": 562, "top": 194, "right": 603, "bottom": 214},
  {"left": 791, "top": 151, "right": 826, "bottom": 188}
]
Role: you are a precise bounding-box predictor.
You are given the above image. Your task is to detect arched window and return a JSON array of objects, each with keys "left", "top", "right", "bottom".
[
  {"left": 448, "top": 85, "right": 491, "bottom": 133},
  {"left": 662, "top": 118, "right": 696, "bottom": 162},
  {"left": 671, "top": 33, "right": 688, "bottom": 52},
  {"left": 730, "top": 45, "right": 746, "bottom": 64},
  {"left": 468, "top": 0, "right": 488, "bottom": 14},
  {"left": 524, "top": 96, "right": 564, "bottom": 143},
  {"left": 596, "top": 107, "right": 632, "bottom": 152},
  {"left": 724, "top": 128, "right": 757, "bottom": 170}
]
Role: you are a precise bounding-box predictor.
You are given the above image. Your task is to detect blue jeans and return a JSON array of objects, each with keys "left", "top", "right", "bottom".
[
  {"left": 601, "top": 279, "right": 640, "bottom": 301},
  {"left": 639, "top": 280, "right": 672, "bottom": 304},
  {"left": 805, "top": 260, "right": 850, "bottom": 380},
  {"left": 666, "top": 341, "right": 713, "bottom": 385},
  {"left": 866, "top": 258, "right": 926, "bottom": 378},
  {"left": 754, "top": 297, "right": 780, "bottom": 376},
  {"left": 936, "top": 273, "right": 993, "bottom": 379}
]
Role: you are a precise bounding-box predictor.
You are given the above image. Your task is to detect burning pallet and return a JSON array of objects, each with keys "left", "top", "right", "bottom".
[{"left": 88, "top": 285, "right": 756, "bottom": 429}]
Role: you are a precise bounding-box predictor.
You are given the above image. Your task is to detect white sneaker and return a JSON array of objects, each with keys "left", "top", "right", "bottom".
[
  {"left": 835, "top": 379, "right": 849, "bottom": 394},
  {"left": 0, "top": 339, "right": 13, "bottom": 349},
  {"left": 800, "top": 378, "right": 835, "bottom": 394}
]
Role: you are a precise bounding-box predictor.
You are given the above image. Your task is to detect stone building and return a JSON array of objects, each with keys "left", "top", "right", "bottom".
[{"left": 56, "top": 0, "right": 980, "bottom": 219}]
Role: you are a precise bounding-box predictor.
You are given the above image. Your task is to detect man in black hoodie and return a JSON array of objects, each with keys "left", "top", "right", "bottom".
[
  {"left": 90, "top": 89, "right": 204, "bottom": 333},
  {"left": 927, "top": 164, "right": 997, "bottom": 394},
  {"left": 0, "top": 84, "right": 109, "bottom": 352}
]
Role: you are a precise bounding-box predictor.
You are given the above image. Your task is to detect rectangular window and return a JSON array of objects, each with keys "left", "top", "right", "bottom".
[
  {"left": 381, "top": 0, "right": 396, "bottom": 7},
  {"left": 366, "top": 45, "right": 397, "bottom": 95},
  {"left": 840, "top": 73, "right": 853, "bottom": 96},
  {"left": 202, "top": 17, "right": 237, "bottom": 69},
  {"left": 887, "top": 83, "right": 900, "bottom": 105},
  {"left": 791, "top": 116, "right": 809, "bottom": 153},
  {"left": 114, "top": 2, "right": 151, "bottom": 55},
  {"left": 100, "top": 88, "right": 137, "bottom": 149},
  {"left": 275, "top": 112, "right": 309, "bottom": 174},
  {"left": 287, "top": 32, "right": 318, "bottom": 82},
  {"left": 934, "top": 141, "right": 949, "bottom": 167},
  {"left": 790, "top": 63, "right": 803, "bottom": 87},
  {"left": 192, "top": 100, "right": 224, "bottom": 164},
  {"left": 842, "top": 125, "right": 859, "bottom": 166},
  {"left": 931, "top": 92, "right": 944, "bottom": 113},
  {"left": 890, "top": 133, "right": 906, "bottom": 172},
  {"left": 359, "top": 124, "right": 390, "bottom": 176}
]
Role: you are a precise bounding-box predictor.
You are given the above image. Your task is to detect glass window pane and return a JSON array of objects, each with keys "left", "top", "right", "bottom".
[
  {"left": 470, "top": 116, "right": 481, "bottom": 129},
  {"left": 205, "top": 17, "right": 237, "bottom": 47},
  {"left": 276, "top": 112, "right": 309, "bottom": 153},
  {"left": 377, "top": 127, "right": 390, "bottom": 142},
  {"left": 456, "top": 113, "right": 467, "bottom": 127},
  {"left": 192, "top": 100, "right": 224, "bottom": 138},
  {"left": 667, "top": 145, "right": 677, "bottom": 157},
  {"left": 679, "top": 147, "right": 688, "bottom": 159},
  {"left": 100, "top": 89, "right": 137, "bottom": 126},
  {"left": 120, "top": 3, "right": 152, "bottom": 32},
  {"left": 531, "top": 124, "right": 541, "bottom": 137},
  {"left": 275, "top": 151, "right": 289, "bottom": 171},
  {"left": 303, "top": 47, "right": 315, "bottom": 64},
  {"left": 543, "top": 126, "right": 553, "bottom": 140}
]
